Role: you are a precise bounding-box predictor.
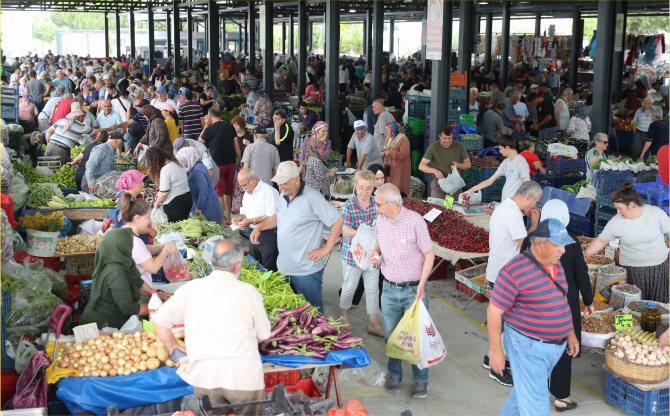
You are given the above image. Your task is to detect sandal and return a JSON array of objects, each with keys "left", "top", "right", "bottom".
[
  {"left": 367, "top": 325, "right": 384, "bottom": 338},
  {"left": 554, "top": 399, "right": 578, "bottom": 412},
  {"left": 340, "top": 317, "right": 353, "bottom": 331}
]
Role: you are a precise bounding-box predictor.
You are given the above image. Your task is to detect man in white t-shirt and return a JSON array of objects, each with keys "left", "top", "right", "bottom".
[
  {"left": 482, "top": 180, "right": 542, "bottom": 386},
  {"left": 151, "top": 85, "right": 177, "bottom": 111},
  {"left": 461, "top": 134, "right": 531, "bottom": 202}
]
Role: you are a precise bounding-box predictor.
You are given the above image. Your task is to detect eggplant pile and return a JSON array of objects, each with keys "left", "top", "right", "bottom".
[{"left": 260, "top": 303, "right": 364, "bottom": 359}]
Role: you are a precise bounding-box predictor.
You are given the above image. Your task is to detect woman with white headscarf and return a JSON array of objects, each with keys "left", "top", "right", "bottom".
[
  {"left": 176, "top": 147, "right": 224, "bottom": 224},
  {"left": 520, "top": 199, "right": 594, "bottom": 412}
]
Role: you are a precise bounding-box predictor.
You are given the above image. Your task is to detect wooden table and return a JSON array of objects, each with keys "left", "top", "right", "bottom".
[{"left": 263, "top": 362, "right": 343, "bottom": 408}]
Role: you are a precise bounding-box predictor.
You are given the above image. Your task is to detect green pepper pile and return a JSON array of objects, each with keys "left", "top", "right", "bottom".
[
  {"left": 561, "top": 180, "right": 589, "bottom": 194},
  {"left": 12, "top": 162, "right": 76, "bottom": 188},
  {"left": 239, "top": 259, "right": 307, "bottom": 315},
  {"left": 70, "top": 145, "right": 85, "bottom": 159}
]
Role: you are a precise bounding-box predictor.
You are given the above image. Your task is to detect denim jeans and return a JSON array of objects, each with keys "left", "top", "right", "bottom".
[
  {"left": 287, "top": 269, "right": 324, "bottom": 312},
  {"left": 381, "top": 280, "right": 429, "bottom": 383},
  {"left": 538, "top": 126, "right": 557, "bottom": 141},
  {"left": 239, "top": 227, "right": 252, "bottom": 238},
  {"left": 501, "top": 322, "right": 566, "bottom": 416}
]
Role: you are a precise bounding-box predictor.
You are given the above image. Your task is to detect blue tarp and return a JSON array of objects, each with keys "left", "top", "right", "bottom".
[{"left": 57, "top": 348, "right": 370, "bottom": 414}]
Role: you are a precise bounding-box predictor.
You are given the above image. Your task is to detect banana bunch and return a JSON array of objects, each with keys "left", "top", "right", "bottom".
[
  {"left": 47, "top": 195, "right": 72, "bottom": 209},
  {"left": 181, "top": 219, "right": 203, "bottom": 238}
]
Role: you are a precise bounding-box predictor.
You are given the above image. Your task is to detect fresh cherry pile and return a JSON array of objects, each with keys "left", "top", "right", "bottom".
[{"left": 403, "top": 199, "right": 489, "bottom": 253}]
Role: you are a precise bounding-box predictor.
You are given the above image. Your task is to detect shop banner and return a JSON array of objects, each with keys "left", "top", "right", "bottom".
[
  {"left": 614, "top": 14, "right": 625, "bottom": 52},
  {"left": 426, "top": 0, "right": 444, "bottom": 60}
]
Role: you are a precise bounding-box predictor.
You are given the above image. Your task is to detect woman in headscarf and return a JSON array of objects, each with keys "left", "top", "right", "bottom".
[
  {"left": 182, "top": 138, "right": 219, "bottom": 186},
  {"left": 566, "top": 101, "right": 591, "bottom": 140},
  {"left": 134, "top": 105, "right": 173, "bottom": 155},
  {"left": 113, "top": 169, "right": 155, "bottom": 243},
  {"left": 18, "top": 94, "right": 38, "bottom": 133},
  {"left": 519, "top": 200, "right": 594, "bottom": 412},
  {"left": 18, "top": 77, "right": 28, "bottom": 96},
  {"left": 176, "top": 147, "right": 225, "bottom": 224},
  {"left": 146, "top": 147, "right": 192, "bottom": 222},
  {"left": 380, "top": 121, "right": 411, "bottom": 196},
  {"left": 253, "top": 89, "right": 274, "bottom": 123},
  {"left": 300, "top": 121, "right": 338, "bottom": 198}
]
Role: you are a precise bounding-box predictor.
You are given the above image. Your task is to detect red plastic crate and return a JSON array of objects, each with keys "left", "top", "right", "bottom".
[
  {"left": 1, "top": 370, "right": 20, "bottom": 407},
  {"left": 455, "top": 280, "right": 488, "bottom": 302},
  {"left": 428, "top": 258, "right": 455, "bottom": 281},
  {"left": 265, "top": 379, "right": 323, "bottom": 398},
  {"left": 264, "top": 370, "right": 300, "bottom": 389}
]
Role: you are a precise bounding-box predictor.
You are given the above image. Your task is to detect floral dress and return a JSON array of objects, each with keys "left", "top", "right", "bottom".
[{"left": 253, "top": 97, "right": 274, "bottom": 122}]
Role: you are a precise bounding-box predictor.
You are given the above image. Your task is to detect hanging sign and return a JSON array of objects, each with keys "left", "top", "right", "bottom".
[
  {"left": 614, "top": 14, "right": 625, "bottom": 52},
  {"left": 426, "top": 0, "right": 444, "bottom": 60}
]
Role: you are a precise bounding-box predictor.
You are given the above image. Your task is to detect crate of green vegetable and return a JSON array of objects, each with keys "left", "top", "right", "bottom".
[{"left": 457, "top": 134, "right": 483, "bottom": 151}]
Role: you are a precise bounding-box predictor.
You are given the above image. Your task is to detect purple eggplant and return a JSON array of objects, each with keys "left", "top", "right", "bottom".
[
  {"left": 295, "top": 333, "right": 314, "bottom": 341},
  {"left": 284, "top": 336, "right": 299, "bottom": 342},
  {"left": 324, "top": 325, "right": 339, "bottom": 335},
  {"left": 309, "top": 345, "right": 327, "bottom": 353},
  {"left": 338, "top": 337, "right": 363, "bottom": 344},
  {"left": 337, "top": 331, "right": 351, "bottom": 340},
  {"left": 279, "top": 327, "right": 295, "bottom": 337},
  {"left": 283, "top": 350, "right": 300, "bottom": 355},
  {"left": 262, "top": 348, "right": 283, "bottom": 354},
  {"left": 308, "top": 352, "right": 326, "bottom": 359},
  {"left": 316, "top": 317, "right": 329, "bottom": 324},
  {"left": 311, "top": 326, "right": 326, "bottom": 336},
  {"left": 270, "top": 318, "right": 289, "bottom": 337},
  {"left": 279, "top": 303, "right": 312, "bottom": 318},
  {"left": 330, "top": 342, "right": 352, "bottom": 350},
  {"left": 304, "top": 313, "right": 313, "bottom": 328},
  {"left": 278, "top": 344, "right": 295, "bottom": 351},
  {"left": 276, "top": 307, "right": 286, "bottom": 312}
]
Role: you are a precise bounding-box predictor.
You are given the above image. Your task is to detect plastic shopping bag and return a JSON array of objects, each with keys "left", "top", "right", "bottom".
[
  {"left": 351, "top": 223, "right": 376, "bottom": 270},
  {"left": 438, "top": 166, "right": 465, "bottom": 195},
  {"left": 163, "top": 253, "right": 190, "bottom": 283},
  {"left": 417, "top": 301, "right": 447, "bottom": 369},
  {"left": 5, "top": 340, "right": 40, "bottom": 374},
  {"left": 458, "top": 190, "right": 482, "bottom": 205},
  {"left": 385, "top": 300, "right": 421, "bottom": 365},
  {"left": 150, "top": 206, "right": 167, "bottom": 224}
]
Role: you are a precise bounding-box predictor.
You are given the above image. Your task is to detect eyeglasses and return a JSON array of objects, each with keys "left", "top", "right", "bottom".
[
  {"left": 357, "top": 186, "right": 373, "bottom": 193},
  {"left": 601, "top": 141, "right": 609, "bottom": 144},
  {"left": 375, "top": 201, "right": 392, "bottom": 208},
  {"left": 239, "top": 179, "right": 252, "bottom": 189}
]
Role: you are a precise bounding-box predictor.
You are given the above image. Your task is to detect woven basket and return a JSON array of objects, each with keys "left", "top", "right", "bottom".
[{"left": 604, "top": 339, "right": 669, "bottom": 385}]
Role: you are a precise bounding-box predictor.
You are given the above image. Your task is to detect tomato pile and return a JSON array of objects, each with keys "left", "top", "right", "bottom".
[
  {"left": 403, "top": 199, "right": 489, "bottom": 253},
  {"left": 614, "top": 117, "right": 634, "bottom": 131}
]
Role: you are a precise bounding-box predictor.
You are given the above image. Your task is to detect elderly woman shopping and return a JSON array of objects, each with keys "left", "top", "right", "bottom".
[
  {"left": 134, "top": 105, "right": 173, "bottom": 155},
  {"left": 566, "top": 102, "right": 591, "bottom": 140},
  {"left": 380, "top": 121, "right": 411, "bottom": 196},
  {"left": 176, "top": 147, "right": 225, "bottom": 224},
  {"left": 300, "top": 121, "right": 338, "bottom": 198}
]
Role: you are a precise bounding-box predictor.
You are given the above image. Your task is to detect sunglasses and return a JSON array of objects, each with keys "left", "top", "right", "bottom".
[{"left": 600, "top": 141, "right": 609, "bottom": 144}]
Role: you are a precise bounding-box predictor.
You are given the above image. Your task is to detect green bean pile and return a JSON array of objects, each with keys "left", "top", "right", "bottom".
[{"left": 26, "top": 183, "right": 57, "bottom": 208}]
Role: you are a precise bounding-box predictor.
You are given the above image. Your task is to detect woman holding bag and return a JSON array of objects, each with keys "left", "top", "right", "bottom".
[
  {"left": 145, "top": 147, "right": 192, "bottom": 222},
  {"left": 380, "top": 121, "right": 411, "bottom": 196},
  {"left": 339, "top": 170, "right": 383, "bottom": 337},
  {"left": 300, "top": 121, "right": 338, "bottom": 198}
]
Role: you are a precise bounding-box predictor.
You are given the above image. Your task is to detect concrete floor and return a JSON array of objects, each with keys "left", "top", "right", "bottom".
[{"left": 231, "top": 229, "right": 625, "bottom": 416}]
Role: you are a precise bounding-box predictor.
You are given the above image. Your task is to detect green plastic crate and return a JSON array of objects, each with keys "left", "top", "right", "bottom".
[
  {"left": 407, "top": 117, "right": 425, "bottom": 135},
  {"left": 459, "top": 114, "right": 475, "bottom": 126}
]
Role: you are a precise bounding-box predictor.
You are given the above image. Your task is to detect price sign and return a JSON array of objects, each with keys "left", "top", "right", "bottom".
[
  {"left": 423, "top": 208, "right": 442, "bottom": 222},
  {"left": 615, "top": 314, "right": 634, "bottom": 330},
  {"left": 443, "top": 195, "right": 454, "bottom": 210},
  {"left": 73, "top": 323, "right": 100, "bottom": 343},
  {"left": 609, "top": 238, "right": 620, "bottom": 249},
  {"left": 604, "top": 246, "right": 616, "bottom": 260}
]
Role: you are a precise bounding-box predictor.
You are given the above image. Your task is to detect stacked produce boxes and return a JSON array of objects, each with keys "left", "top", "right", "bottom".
[
  {"left": 1, "top": 86, "right": 19, "bottom": 123},
  {"left": 468, "top": 152, "right": 505, "bottom": 203}
]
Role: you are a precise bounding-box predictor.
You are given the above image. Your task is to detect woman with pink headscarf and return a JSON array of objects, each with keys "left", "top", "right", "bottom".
[
  {"left": 176, "top": 147, "right": 224, "bottom": 224},
  {"left": 114, "top": 169, "right": 157, "bottom": 245}
]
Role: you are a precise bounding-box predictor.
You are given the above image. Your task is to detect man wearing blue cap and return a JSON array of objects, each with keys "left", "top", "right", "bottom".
[
  {"left": 151, "top": 85, "right": 176, "bottom": 111},
  {"left": 488, "top": 218, "right": 580, "bottom": 416}
]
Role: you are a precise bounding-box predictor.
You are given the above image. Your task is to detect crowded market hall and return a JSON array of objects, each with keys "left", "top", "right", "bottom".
[{"left": 0, "top": 0, "right": 669, "bottom": 415}]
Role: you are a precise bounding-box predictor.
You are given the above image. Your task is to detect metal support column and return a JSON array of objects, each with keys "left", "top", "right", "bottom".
[
  {"left": 483, "top": 12, "right": 492, "bottom": 73},
  {"left": 262, "top": 2, "right": 274, "bottom": 97},
  {"left": 148, "top": 3, "right": 155, "bottom": 70},
  {"left": 535, "top": 13, "right": 541, "bottom": 36},
  {"left": 611, "top": 1, "right": 627, "bottom": 103},
  {"left": 186, "top": 8, "right": 193, "bottom": 69},
  {"left": 115, "top": 11, "right": 121, "bottom": 58},
  {"left": 248, "top": 2, "right": 256, "bottom": 68},
  {"left": 207, "top": 1, "right": 220, "bottom": 84},
  {"left": 129, "top": 7, "right": 135, "bottom": 58},
  {"left": 592, "top": 0, "right": 617, "bottom": 139},
  {"left": 366, "top": 10, "right": 373, "bottom": 62},
  {"left": 569, "top": 8, "right": 581, "bottom": 90},
  {"left": 499, "top": 1, "right": 511, "bottom": 91},
  {"left": 282, "top": 22, "right": 286, "bottom": 55},
  {"left": 298, "top": 1, "right": 307, "bottom": 96},
  {"left": 288, "top": 13, "right": 294, "bottom": 57},
  {"left": 429, "top": 0, "right": 453, "bottom": 149},
  {"left": 104, "top": 15, "right": 110, "bottom": 57},
  {"left": 371, "top": 1, "right": 384, "bottom": 95},
  {"left": 308, "top": 21, "right": 313, "bottom": 51},
  {"left": 458, "top": 0, "right": 474, "bottom": 103},
  {"left": 325, "top": 0, "right": 341, "bottom": 151},
  {"left": 244, "top": 18, "right": 248, "bottom": 56},
  {"left": 173, "top": 5, "right": 180, "bottom": 75},
  {"left": 167, "top": 11, "right": 172, "bottom": 59},
  {"left": 389, "top": 19, "right": 394, "bottom": 54},
  {"left": 362, "top": 21, "right": 367, "bottom": 56}
]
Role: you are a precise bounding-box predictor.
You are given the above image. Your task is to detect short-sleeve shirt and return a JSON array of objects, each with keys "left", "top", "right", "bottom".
[
  {"left": 537, "top": 97, "right": 557, "bottom": 129},
  {"left": 480, "top": 109, "right": 504, "bottom": 142},
  {"left": 490, "top": 251, "right": 572, "bottom": 340},
  {"left": 158, "top": 161, "right": 190, "bottom": 205},
  {"left": 305, "top": 85, "right": 324, "bottom": 102},
  {"left": 502, "top": 101, "right": 518, "bottom": 128},
  {"left": 520, "top": 151, "right": 542, "bottom": 174},
  {"left": 239, "top": 180, "right": 279, "bottom": 226},
  {"left": 178, "top": 101, "right": 204, "bottom": 136},
  {"left": 241, "top": 139, "right": 281, "bottom": 184},
  {"left": 646, "top": 120, "right": 669, "bottom": 156},
  {"left": 485, "top": 198, "right": 527, "bottom": 282},
  {"left": 495, "top": 155, "right": 530, "bottom": 202},
  {"left": 52, "top": 77, "right": 73, "bottom": 92},
  {"left": 49, "top": 118, "right": 94, "bottom": 150},
  {"left": 298, "top": 110, "right": 319, "bottom": 131},
  {"left": 276, "top": 181, "right": 342, "bottom": 276},
  {"left": 132, "top": 235, "right": 153, "bottom": 287},
  {"left": 423, "top": 141, "right": 469, "bottom": 177},
  {"left": 489, "top": 90, "right": 507, "bottom": 108},
  {"left": 198, "top": 93, "right": 213, "bottom": 115},
  {"left": 599, "top": 205, "right": 670, "bottom": 267},
  {"left": 347, "top": 132, "right": 383, "bottom": 170},
  {"left": 342, "top": 196, "right": 377, "bottom": 267},
  {"left": 201, "top": 121, "right": 237, "bottom": 166},
  {"left": 375, "top": 207, "right": 433, "bottom": 282},
  {"left": 51, "top": 98, "right": 76, "bottom": 123},
  {"left": 374, "top": 110, "right": 396, "bottom": 150},
  {"left": 96, "top": 110, "right": 124, "bottom": 131},
  {"left": 658, "top": 144, "right": 669, "bottom": 184},
  {"left": 26, "top": 79, "right": 46, "bottom": 102}
]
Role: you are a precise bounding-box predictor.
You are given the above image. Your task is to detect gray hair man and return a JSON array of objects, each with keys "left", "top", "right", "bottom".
[
  {"left": 372, "top": 98, "right": 396, "bottom": 150},
  {"left": 370, "top": 183, "right": 435, "bottom": 399},
  {"left": 555, "top": 88, "right": 573, "bottom": 133},
  {"left": 83, "top": 130, "right": 125, "bottom": 192},
  {"left": 241, "top": 126, "right": 281, "bottom": 185},
  {"left": 233, "top": 168, "right": 280, "bottom": 270},
  {"left": 45, "top": 108, "right": 97, "bottom": 165},
  {"left": 250, "top": 161, "right": 343, "bottom": 312},
  {"left": 640, "top": 105, "right": 668, "bottom": 161},
  {"left": 482, "top": 180, "right": 542, "bottom": 386},
  {"left": 151, "top": 239, "right": 272, "bottom": 407}
]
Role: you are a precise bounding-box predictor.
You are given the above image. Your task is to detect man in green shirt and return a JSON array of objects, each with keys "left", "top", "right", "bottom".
[
  {"left": 487, "top": 83, "right": 507, "bottom": 109},
  {"left": 419, "top": 126, "right": 471, "bottom": 199}
]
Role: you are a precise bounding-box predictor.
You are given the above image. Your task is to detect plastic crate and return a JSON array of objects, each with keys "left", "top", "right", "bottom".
[
  {"left": 409, "top": 134, "right": 425, "bottom": 152},
  {"left": 200, "top": 384, "right": 297, "bottom": 416},
  {"left": 424, "top": 121, "right": 431, "bottom": 139},
  {"left": 152, "top": 269, "right": 166, "bottom": 283},
  {"left": 537, "top": 187, "right": 591, "bottom": 216},
  {"left": 1, "top": 96, "right": 18, "bottom": 106},
  {"left": 596, "top": 192, "right": 616, "bottom": 209},
  {"left": 468, "top": 166, "right": 501, "bottom": 187},
  {"left": 591, "top": 170, "right": 634, "bottom": 196},
  {"left": 469, "top": 151, "right": 502, "bottom": 168},
  {"left": 408, "top": 100, "right": 428, "bottom": 118},
  {"left": 1, "top": 370, "right": 19, "bottom": 408},
  {"left": 531, "top": 173, "right": 556, "bottom": 188},
  {"left": 116, "top": 159, "right": 138, "bottom": 172},
  {"left": 636, "top": 170, "right": 659, "bottom": 184},
  {"left": 1, "top": 106, "right": 18, "bottom": 121},
  {"left": 2, "top": 291, "right": 14, "bottom": 372},
  {"left": 264, "top": 370, "right": 300, "bottom": 389},
  {"left": 407, "top": 117, "right": 425, "bottom": 135},
  {"left": 605, "top": 371, "right": 669, "bottom": 416},
  {"left": 457, "top": 134, "right": 483, "bottom": 151},
  {"left": 595, "top": 207, "right": 617, "bottom": 225},
  {"left": 594, "top": 223, "right": 605, "bottom": 236},
  {"left": 459, "top": 114, "right": 475, "bottom": 126},
  {"left": 554, "top": 174, "right": 585, "bottom": 189},
  {"left": 1, "top": 86, "right": 18, "bottom": 96},
  {"left": 568, "top": 213, "right": 595, "bottom": 237},
  {"left": 634, "top": 177, "right": 669, "bottom": 210},
  {"left": 478, "top": 187, "right": 504, "bottom": 203},
  {"left": 546, "top": 155, "right": 585, "bottom": 174},
  {"left": 455, "top": 280, "right": 488, "bottom": 302}
]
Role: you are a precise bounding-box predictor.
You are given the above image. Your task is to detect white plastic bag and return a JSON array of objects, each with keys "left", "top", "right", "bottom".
[
  {"left": 458, "top": 190, "right": 482, "bottom": 205},
  {"left": 350, "top": 223, "right": 376, "bottom": 270},
  {"left": 138, "top": 147, "right": 148, "bottom": 164},
  {"left": 417, "top": 301, "right": 447, "bottom": 369},
  {"left": 547, "top": 143, "right": 578, "bottom": 160},
  {"left": 36, "top": 166, "right": 55, "bottom": 177},
  {"left": 10, "top": 341, "right": 39, "bottom": 373},
  {"left": 438, "top": 166, "right": 465, "bottom": 195},
  {"left": 77, "top": 219, "right": 104, "bottom": 235},
  {"left": 151, "top": 206, "right": 167, "bottom": 223},
  {"left": 576, "top": 184, "right": 597, "bottom": 200},
  {"left": 119, "top": 315, "right": 143, "bottom": 334}
]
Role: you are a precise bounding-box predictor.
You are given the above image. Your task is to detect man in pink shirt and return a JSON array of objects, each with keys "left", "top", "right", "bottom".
[
  {"left": 370, "top": 183, "right": 435, "bottom": 399},
  {"left": 303, "top": 82, "right": 324, "bottom": 106}
]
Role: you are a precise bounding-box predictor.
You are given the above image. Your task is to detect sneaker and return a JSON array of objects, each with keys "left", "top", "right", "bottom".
[
  {"left": 385, "top": 376, "right": 402, "bottom": 394},
  {"left": 489, "top": 369, "right": 514, "bottom": 386},
  {"left": 412, "top": 381, "right": 429, "bottom": 399},
  {"left": 482, "top": 355, "right": 510, "bottom": 370}
]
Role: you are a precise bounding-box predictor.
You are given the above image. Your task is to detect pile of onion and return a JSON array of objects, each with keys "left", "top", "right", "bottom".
[{"left": 53, "top": 331, "right": 177, "bottom": 377}]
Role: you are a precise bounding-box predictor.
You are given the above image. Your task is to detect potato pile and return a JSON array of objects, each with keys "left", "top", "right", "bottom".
[
  {"left": 610, "top": 333, "right": 669, "bottom": 366},
  {"left": 53, "top": 330, "right": 186, "bottom": 377}
]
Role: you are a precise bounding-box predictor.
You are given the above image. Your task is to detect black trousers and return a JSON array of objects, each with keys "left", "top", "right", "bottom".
[
  {"left": 248, "top": 228, "right": 278, "bottom": 272},
  {"left": 162, "top": 192, "right": 192, "bottom": 222},
  {"left": 549, "top": 297, "right": 581, "bottom": 400}
]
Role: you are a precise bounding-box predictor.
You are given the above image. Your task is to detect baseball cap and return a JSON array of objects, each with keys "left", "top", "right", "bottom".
[
  {"left": 254, "top": 125, "right": 267, "bottom": 135},
  {"left": 533, "top": 219, "right": 575, "bottom": 246},
  {"left": 551, "top": 68, "right": 556, "bottom": 72},
  {"left": 102, "top": 74, "right": 111, "bottom": 80},
  {"left": 541, "top": 68, "right": 548, "bottom": 72},
  {"left": 156, "top": 86, "right": 167, "bottom": 92},
  {"left": 272, "top": 161, "right": 300, "bottom": 184},
  {"left": 530, "top": 83, "right": 539, "bottom": 89},
  {"left": 354, "top": 120, "right": 366, "bottom": 130},
  {"left": 108, "top": 131, "right": 124, "bottom": 141}
]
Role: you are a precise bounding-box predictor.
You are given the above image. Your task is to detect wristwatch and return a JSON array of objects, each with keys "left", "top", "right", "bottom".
[{"left": 253, "top": 218, "right": 257, "bottom": 225}]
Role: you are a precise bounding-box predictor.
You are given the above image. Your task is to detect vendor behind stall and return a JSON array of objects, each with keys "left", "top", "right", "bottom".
[
  {"left": 83, "top": 130, "right": 124, "bottom": 192},
  {"left": 79, "top": 228, "right": 148, "bottom": 329},
  {"left": 45, "top": 108, "right": 98, "bottom": 165},
  {"left": 151, "top": 240, "right": 272, "bottom": 407},
  {"left": 114, "top": 170, "right": 156, "bottom": 245},
  {"left": 176, "top": 147, "right": 224, "bottom": 224}
]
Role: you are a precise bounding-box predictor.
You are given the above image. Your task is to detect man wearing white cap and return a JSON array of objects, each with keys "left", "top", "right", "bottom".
[
  {"left": 250, "top": 161, "right": 344, "bottom": 313},
  {"left": 345, "top": 120, "right": 383, "bottom": 171}
]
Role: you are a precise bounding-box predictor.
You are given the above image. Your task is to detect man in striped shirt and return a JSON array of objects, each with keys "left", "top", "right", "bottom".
[
  {"left": 488, "top": 219, "right": 580, "bottom": 416},
  {"left": 178, "top": 91, "right": 204, "bottom": 139},
  {"left": 44, "top": 109, "right": 97, "bottom": 165}
]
